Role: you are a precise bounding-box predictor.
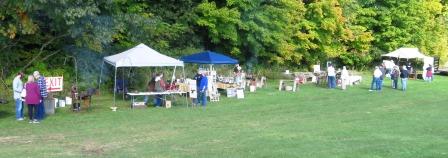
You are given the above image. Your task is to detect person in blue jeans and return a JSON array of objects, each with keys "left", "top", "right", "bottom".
[
  {"left": 197, "top": 71, "right": 208, "bottom": 107},
  {"left": 327, "top": 64, "right": 336, "bottom": 89},
  {"left": 33, "top": 71, "right": 48, "bottom": 120},
  {"left": 12, "top": 72, "right": 24, "bottom": 121},
  {"left": 193, "top": 72, "right": 203, "bottom": 105},
  {"left": 400, "top": 66, "right": 409, "bottom": 91},
  {"left": 372, "top": 66, "right": 382, "bottom": 91}
]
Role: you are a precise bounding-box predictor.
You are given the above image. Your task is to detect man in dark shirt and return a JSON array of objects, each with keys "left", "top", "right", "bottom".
[{"left": 400, "top": 66, "right": 409, "bottom": 91}]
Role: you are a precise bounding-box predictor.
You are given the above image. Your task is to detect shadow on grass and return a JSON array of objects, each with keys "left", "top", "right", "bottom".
[{"left": 0, "top": 110, "right": 13, "bottom": 119}]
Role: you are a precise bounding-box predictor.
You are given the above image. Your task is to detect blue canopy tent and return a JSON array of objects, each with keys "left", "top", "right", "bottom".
[{"left": 180, "top": 51, "right": 238, "bottom": 64}]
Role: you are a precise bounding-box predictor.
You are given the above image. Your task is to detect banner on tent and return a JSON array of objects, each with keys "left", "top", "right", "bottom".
[{"left": 46, "top": 76, "right": 64, "bottom": 92}]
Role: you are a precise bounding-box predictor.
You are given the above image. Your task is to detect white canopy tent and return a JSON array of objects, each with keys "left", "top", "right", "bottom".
[
  {"left": 381, "top": 48, "right": 427, "bottom": 59},
  {"left": 382, "top": 47, "right": 434, "bottom": 78},
  {"left": 100, "top": 43, "right": 184, "bottom": 106}
]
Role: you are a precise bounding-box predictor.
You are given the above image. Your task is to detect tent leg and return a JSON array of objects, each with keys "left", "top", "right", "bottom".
[
  {"left": 172, "top": 66, "right": 177, "bottom": 85},
  {"left": 122, "top": 68, "right": 125, "bottom": 100},
  {"left": 114, "top": 67, "right": 117, "bottom": 107},
  {"left": 98, "top": 61, "right": 104, "bottom": 95}
]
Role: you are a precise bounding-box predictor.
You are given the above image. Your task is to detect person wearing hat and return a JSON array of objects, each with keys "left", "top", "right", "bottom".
[
  {"left": 33, "top": 71, "right": 48, "bottom": 120},
  {"left": 12, "top": 72, "right": 25, "bottom": 121},
  {"left": 400, "top": 65, "right": 409, "bottom": 91},
  {"left": 373, "top": 66, "right": 383, "bottom": 91},
  {"left": 391, "top": 66, "right": 400, "bottom": 89}
]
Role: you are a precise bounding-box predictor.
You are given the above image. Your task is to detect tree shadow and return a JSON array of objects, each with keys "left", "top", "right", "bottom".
[{"left": 0, "top": 110, "right": 13, "bottom": 119}]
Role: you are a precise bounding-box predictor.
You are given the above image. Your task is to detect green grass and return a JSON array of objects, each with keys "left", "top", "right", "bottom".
[{"left": 1, "top": 75, "right": 448, "bottom": 158}]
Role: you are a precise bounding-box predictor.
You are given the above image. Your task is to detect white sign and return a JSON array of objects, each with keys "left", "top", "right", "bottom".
[{"left": 46, "top": 76, "right": 64, "bottom": 92}]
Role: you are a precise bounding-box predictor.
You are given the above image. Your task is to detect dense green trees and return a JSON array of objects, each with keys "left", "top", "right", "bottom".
[{"left": 1, "top": 0, "right": 448, "bottom": 82}]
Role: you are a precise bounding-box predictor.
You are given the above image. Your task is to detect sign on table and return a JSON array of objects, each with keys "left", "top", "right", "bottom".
[{"left": 46, "top": 76, "right": 63, "bottom": 92}]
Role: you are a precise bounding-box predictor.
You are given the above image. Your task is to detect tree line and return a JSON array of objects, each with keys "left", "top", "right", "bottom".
[{"left": 1, "top": 0, "right": 447, "bottom": 83}]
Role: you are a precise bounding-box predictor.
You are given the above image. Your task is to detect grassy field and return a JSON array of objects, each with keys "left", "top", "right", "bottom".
[{"left": 1, "top": 75, "right": 448, "bottom": 158}]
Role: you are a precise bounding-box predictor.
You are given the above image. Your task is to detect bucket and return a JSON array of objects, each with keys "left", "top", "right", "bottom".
[
  {"left": 44, "top": 99, "right": 55, "bottom": 115},
  {"left": 59, "top": 100, "right": 66, "bottom": 107},
  {"left": 65, "top": 97, "right": 72, "bottom": 105}
]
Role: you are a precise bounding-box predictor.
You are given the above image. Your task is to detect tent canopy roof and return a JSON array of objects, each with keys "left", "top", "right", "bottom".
[
  {"left": 180, "top": 51, "right": 238, "bottom": 64},
  {"left": 104, "top": 43, "right": 184, "bottom": 67},
  {"left": 382, "top": 48, "right": 428, "bottom": 59}
]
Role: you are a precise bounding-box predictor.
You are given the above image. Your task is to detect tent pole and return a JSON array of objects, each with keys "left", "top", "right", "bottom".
[
  {"left": 182, "top": 66, "right": 186, "bottom": 80},
  {"left": 114, "top": 67, "right": 117, "bottom": 107},
  {"left": 183, "top": 66, "right": 188, "bottom": 108},
  {"left": 122, "top": 67, "right": 125, "bottom": 100},
  {"left": 171, "top": 66, "right": 176, "bottom": 86},
  {"left": 98, "top": 61, "right": 104, "bottom": 95}
]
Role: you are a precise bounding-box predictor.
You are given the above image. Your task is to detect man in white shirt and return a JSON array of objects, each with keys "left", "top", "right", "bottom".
[
  {"left": 373, "top": 66, "right": 383, "bottom": 91},
  {"left": 12, "top": 72, "right": 24, "bottom": 121},
  {"left": 327, "top": 64, "right": 336, "bottom": 89}
]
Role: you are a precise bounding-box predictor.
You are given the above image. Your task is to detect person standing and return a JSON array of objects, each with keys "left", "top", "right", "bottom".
[
  {"left": 33, "top": 71, "right": 48, "bottom": 120},
  {"left": 400, "top": 66, "right": 409, "bottom": 91},
  {"left": 369, "top": 67, "right": 377, "bottom": 91},
  {"left": 391, "top": 66, "right": 400, "bottom": 89},
  {"left": 12, "top": 72, "right": 25, "bottom": 121},
  {"left": 198, "top": 71, "right": 208, "bottom": 107},
  {"left": 25, "top": 75, "right": 41, "bottom": 123},
  {"left": 327, "top": 64, "right": 336, "bottom": 89},
  {"left": 372, "top": 66, "right": 382, "bottom": 91},
  {"left": 233, "top": 64, "right": 242, "bottom": 86},
  {"left": 426, "top": 64, "right": 433, "bottom": 82},
  {"left": 340, "top": 66, "right": 349, "bottom": 90},
  {"left": 154, "top": 73, "right": 166, "bottom": 107},
  {"left": 193, "top": 71, "right": 203, "bottom": 105},
  {"left": 378, "top": 65, "right": 386, "bottom": 91},
  {"left": 144, "top": 73, "right": 156, "bottom": 105}
]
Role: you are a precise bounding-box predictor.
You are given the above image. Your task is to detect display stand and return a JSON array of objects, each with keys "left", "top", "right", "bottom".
[{"left": 278, "top": 80, "right": 298, "bottom": 92}]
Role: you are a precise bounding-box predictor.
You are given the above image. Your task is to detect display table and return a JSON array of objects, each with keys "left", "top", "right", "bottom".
[
  {"left": 127, "top": 91, "right": 188, "bottom": 108},
  {"left": 216, "top": 82, "right": 236, "bottom": 89}
]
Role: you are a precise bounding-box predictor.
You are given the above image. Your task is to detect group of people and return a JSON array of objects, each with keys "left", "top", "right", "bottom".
[
  {"left": 370, "top": 65, "right": 408, "bottom": 91},
  {"left": 326, "top": 64, "right": 350, "bottom": 90},
  {"left": 12, "top": 71, "right": 48, "bottom": 123},
  {"left": 144, "top": 73, "right": 167, "bottom": 107},
  {"left": 143, "top": 71, "right": 209, "bottom": 107},
  {"left": 369, "top": 62, "right": 434, "bottom": 91}
]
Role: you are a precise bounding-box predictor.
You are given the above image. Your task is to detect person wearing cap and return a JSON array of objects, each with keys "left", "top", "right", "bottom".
[
  {"left": 198, "top": 71, "right": 208, "bottom": 107},
  {"left": 33, "top": 71, "right": 48, "bottom": 120},
  {"left": 12, "top": 72, "right": 25, "bottom": 121},
  {"left": 400, "top": 65, "right": 409, "bottom": 91}
]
